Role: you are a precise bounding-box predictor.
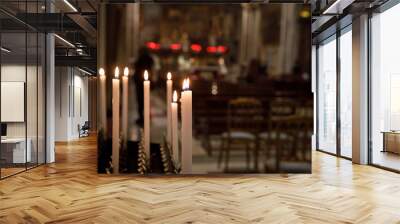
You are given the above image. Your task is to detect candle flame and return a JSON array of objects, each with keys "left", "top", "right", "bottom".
[
  {"left": 114, "top": 66, "right": 119, "bottom": 78},
  {"left": 167, "top": 72, "right": 172, "bottom": 80},
  {"left": 144, "top": 70, "right": 149, "bottom": 81},
  {"left": 99, "top": 68, "right": 105, "bottom": 76},
  {"left": 124, "top": 67, "right": 129, "bottom": 77},
  {"left": 182, "top": 78, "right": 190, "bottom": 90},
  {"left": 173, "top": 90, "right": 178, "bottom": 102}
]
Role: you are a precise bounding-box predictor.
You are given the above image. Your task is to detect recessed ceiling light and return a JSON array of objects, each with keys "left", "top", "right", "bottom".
[
  {"left": 63, "top": 0, "right": 78, "bottom": 12},
  {"left": 78, "top": 68, "right": 93, "bottom": 76},
  {"left": 322, "top": 0, "right": 354, "bottom": 15},
  {"left": 54, "top": 34, "right": 75, "bottom": 48},
  {"left": 1, "top": 47, "right": 11, "bottom": 53}
]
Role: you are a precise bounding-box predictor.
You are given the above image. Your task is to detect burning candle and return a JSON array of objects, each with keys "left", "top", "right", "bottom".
[
  {"left": 144, "top": 70, "right": 150, "bottom": 163},
  {"left": 122, "top": 67, "right": 129, "bottom": 139},
  {"left": 171, "top": 90, "right": 179, "bottom": 164},
  {"left": 99, "top": 68, "right": 107, "bottom": 132},
  {"left": 112, "top": 66, "right": 120, "bottom": 174},
  {"left": 166, "top": 72, "right": 173, "bottom": 145},
  {"left": 181, "top": 78, "right": 192, "bottom": 174}
]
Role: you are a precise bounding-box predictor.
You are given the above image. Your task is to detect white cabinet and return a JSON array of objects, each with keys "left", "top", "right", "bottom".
[{"left": 1, "top": 138, "right": 32, "bottom": 163}]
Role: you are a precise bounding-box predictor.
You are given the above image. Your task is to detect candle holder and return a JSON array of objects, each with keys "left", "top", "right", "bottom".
[
  {"left": 137, "top": 129, "right": 148, "bottom": 174},
  {"left": 160, "top": 143, "right": 169, "bottom": 173},
  {"left": 161, "top": 135, "right": 180, "bottom": 174},
  {"left": 97, "top": 128, "right": 112, "bottom": 174}
]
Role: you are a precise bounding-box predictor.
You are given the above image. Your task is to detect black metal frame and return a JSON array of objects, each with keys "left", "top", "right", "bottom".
[
  {"left": 315, "top": 0, "right": 400, "bottom": 172},
  {"left": 0, "top": 0, "right": 47, "bottom": 180},
  {"left": 336, "top": 19, "right": 341, "bottom": 157},
  {"left": 367, "top": 0, "right": 400, "bottom": 172},
  {"left": 315, "top": 20, "right": 353, "bottom": 161}
]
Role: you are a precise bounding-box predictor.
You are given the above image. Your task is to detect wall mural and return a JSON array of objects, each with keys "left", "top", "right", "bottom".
[{"left": 97, "top": 3, "right": 312, "bottom": 174}]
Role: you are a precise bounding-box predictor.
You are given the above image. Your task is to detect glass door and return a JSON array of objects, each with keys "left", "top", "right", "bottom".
[
  {"left": 317, "top": 35, "right": 337, "bottom": 154},
  {"left": 339, "top": 27, "right": 352, "bottom": 158},
  {"left": 370, "top": 3, "right": 400, "bottom": 171}
]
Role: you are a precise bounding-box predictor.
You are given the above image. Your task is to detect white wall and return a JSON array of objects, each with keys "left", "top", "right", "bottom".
[
  {"left": 55, "top": 67, "right": 70, "bottom": 141},
  {"left": 1, "top": 65, "right": 26, "bottom": 140},
  {"left": 55, "top": 67, "right": 89, "bottom": 141},
  {"left": 1, "top": 65, "right": 37, "bottom": 138},
  {"left": 1, "top": 64, "right": 46, "bottom": 164}
]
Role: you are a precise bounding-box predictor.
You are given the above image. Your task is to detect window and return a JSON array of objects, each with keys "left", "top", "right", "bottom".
[
  {"left": 370, "top": 3, "right": 400, "bottom": 171},
  {"left": 339, "top": 28, "right": 352, "bottom": 158},
  {"left": 317, "top": 36, "right": 337, "bottom": 154}
]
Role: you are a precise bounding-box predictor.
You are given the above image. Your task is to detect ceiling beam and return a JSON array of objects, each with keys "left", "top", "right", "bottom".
[{"left": 55, "top": 55, "right": 96, "bottom": 69}]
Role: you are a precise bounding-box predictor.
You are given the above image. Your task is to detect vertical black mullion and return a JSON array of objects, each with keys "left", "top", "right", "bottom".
[
  {"left": 73, "top": 68, "right": 75, "bottom": 118},
  {"left": 36, "top": 0, "right": 39, "bottom": 167},
  {"left": 336, "top": 27, "right": 341, "bottom": 157},
  {"left": 316, "top": 44, "right": 320, "bottom": 151},
  {"left": 69, "top": 69, "right": 71, "bottom": 117},
  {"left": 367, "top": 11, "right": 373, "bottom": 165},
  {"left": 44, "top": 34, "right": 47, "bottom": 164},
  {"left": 0, "top": 24, "right": 2, "bottom": 179},
  {"left": 25, "top": 0, "right": 28, "bottom": 171},
  {"left": 60, "top": 68, "right": 61, "bottom": 117},
  {"left": 24, "top": 0, "right": 28, "bottom": 170},
  {"left": 44, "top": 0, "right": 47, "bottom": 164}
]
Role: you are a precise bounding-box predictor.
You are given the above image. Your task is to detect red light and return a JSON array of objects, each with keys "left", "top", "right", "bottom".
[
  {"left": 217, "top": 46, "right": 227, "bottom": 53},
  {"left": 146, "top": 42, "right": 160, "bottom": 50},
  {"left": 206, "top": 46, "right": 217, "bottom": 53},
  {"left": 190, "top": 44, "right": 202, "bottom": 53},
  {"left": 170, "top": 43, "right": 181, "bottom": 51}
]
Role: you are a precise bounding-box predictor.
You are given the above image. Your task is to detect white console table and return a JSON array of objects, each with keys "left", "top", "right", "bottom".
[{"left": 1, "top": 138, "right": 32, "bottom": 163}]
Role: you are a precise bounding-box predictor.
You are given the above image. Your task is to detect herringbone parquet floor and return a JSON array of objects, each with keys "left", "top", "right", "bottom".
[{"left": 1, "top": 135, "right": 400, "bottom": 224}]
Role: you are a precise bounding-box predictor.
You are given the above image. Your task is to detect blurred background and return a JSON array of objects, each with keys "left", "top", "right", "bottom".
[{"left": 99, "top": 3, "right": 312, "bottom": 173}]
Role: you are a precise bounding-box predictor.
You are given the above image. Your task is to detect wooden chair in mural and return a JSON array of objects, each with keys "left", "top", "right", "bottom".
[
  {"left": 218, "top": 97, "right": 263, "bottom": 172},
  {"left": 259, "top": 99, "right": 296, "bottom": 172}
]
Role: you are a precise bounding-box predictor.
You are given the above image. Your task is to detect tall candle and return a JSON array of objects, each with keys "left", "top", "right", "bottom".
[
  {"left": 166, "top": 72, "right": 173, "bottom": 145},
  {"left": 122, "top": 67, "right": 129, "bottom": 139},
  {"left": 112, "top": 67, "right": 120, "bottom": 174},
  {"left": 144, "top": 70, "right": 150, "bottom": 163},
  {"left": 171, "top": 90, "right": 179, "bottom": 164},
  {"left": 181, "top": 78, "right": 192, "bottom": 174},
  {"left": 99, "top": 68, "right": 107, "bottom": 132}
]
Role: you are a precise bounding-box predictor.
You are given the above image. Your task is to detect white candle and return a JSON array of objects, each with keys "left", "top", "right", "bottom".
[
  {"left": 166, "top": 72, "right": 173, "bottom": 145},
  {"left": 181, "top": 78, "right": 192, "bottom": 174},
  {"left": 112, "top": 67, "right": 120, "bottom": 174},
  {"left": 171, "top": 90, "right": 179, "bottom": 164},
  {"left": 99, "top": 68, "right": 107, "bottom": 132},
  {"left": 122, "top": 67, "right": 129, "bottom": 139},
  {"left": 144, "top": 70, "right": 150, "bottom": 163}
]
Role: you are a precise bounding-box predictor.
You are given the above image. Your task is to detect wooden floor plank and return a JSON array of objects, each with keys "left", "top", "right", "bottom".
[{"left": 0, "top": 135, "right": 399, "bottom": 223}]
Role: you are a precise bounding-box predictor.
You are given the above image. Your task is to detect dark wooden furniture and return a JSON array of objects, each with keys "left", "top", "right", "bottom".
[
  {"left": 382, "top": 131, "right": 400, "bottom": 154},
  {"left": 218, "top": 97, "right": 263, "bottom": 172}
]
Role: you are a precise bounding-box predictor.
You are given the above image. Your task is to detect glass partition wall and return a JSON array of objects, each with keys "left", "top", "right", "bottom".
[
  {"left": 339, "top": 28, "right": 352, "bottom": 158},
  {"left": 0, "top": 2, "right": 46, "bottom": 179},
  {"left": 317, "top": 35, "right": 337, "bottom": 154},
  {"left": 370, "top": 3, "right": 400, "bottom": 171},
  {"left": 316, "top": 26, "right": 352, "bottom": 158}
]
